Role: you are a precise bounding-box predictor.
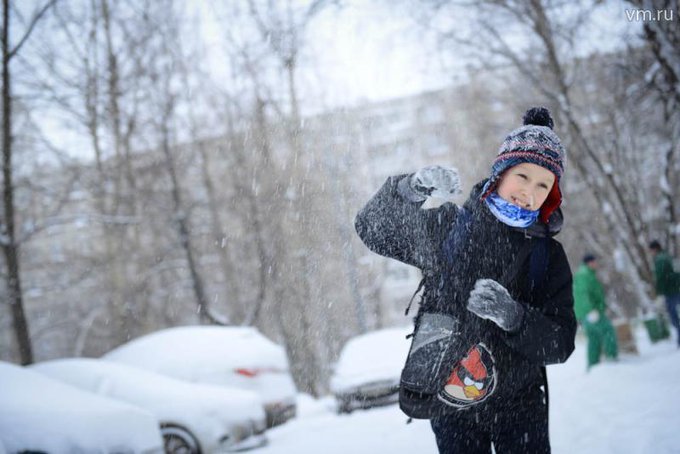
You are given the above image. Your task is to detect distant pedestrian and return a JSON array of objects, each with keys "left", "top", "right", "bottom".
[
  {"left": 649, "top": 240, "right": 680, "bottom": 346},
  {"left": 572, "top": 254, "right": 618, "bottom": 369}
]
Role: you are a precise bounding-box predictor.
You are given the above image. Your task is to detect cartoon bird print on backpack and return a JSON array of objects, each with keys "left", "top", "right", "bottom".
[{"left": 440, "top": 343, "right": 497, "bottom": 407}]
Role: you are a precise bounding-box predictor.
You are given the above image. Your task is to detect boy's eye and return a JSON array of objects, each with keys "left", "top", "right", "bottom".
[{"left": 516, "top": 173, "right": 527, "bottom": 180}]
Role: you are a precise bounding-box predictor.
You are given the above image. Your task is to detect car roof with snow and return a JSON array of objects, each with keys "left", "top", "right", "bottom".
[{"left": 103, "top": 326, "right": 289, "bottom": 371}]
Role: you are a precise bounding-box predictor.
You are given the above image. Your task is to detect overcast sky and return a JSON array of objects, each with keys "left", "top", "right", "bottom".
[
  {"left": 193, "top": 0, "right": 640, "bottom": 113},
  {"left": 193, "top": 1, "right": 454, "bottom": 112},
  {"left": 24, "top": 0, "right": 643, "bottom": 163}
]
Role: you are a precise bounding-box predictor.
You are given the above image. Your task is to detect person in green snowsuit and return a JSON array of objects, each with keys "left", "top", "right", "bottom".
[{"left": 572, "top": 254, "right": 618, "bottom": 369}]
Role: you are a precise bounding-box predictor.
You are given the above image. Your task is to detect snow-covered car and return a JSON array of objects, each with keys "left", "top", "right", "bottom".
[
  {"left": 0, "top": 361, "right": 163, "bottom": 454},
  {"left": 330, "top": 326, "right": 412, "bottom": 413},
  {"left": 104, "top": 326, "right": 298, "bottom": 427},
  {"left": 31, "top": 358, "right": 267, "bottom": 453}
]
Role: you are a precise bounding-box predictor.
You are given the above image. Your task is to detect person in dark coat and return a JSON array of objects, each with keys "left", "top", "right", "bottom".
[
  {"left": 649, "top": 240, "right": 680, "bottom": 346},
  {"left": 355, "top": 107, "right": 576, "bottom": 454}
]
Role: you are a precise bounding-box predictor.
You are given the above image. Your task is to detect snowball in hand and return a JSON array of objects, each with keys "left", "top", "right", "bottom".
[{"left": 411, "top": 165, "right": 462, "bottom": 200}]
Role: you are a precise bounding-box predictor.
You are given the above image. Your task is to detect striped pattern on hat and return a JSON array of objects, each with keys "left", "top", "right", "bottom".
[{"left": 493, "top": 124, "right": 565, "bottom": 181}]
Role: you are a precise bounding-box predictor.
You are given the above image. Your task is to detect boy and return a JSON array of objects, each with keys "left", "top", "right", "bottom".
[{"left": 355, "top": 107, "right": 576, "bottom": 453}]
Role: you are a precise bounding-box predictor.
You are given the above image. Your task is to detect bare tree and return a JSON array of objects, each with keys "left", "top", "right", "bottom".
[
  {"left": 627, "top": 0, "right": 680, "bottom": 255},
  {"left": 1, "top": 0, "right": 56, "bottom": 365},
  {"left": 27, "top": 0, "right": 165, "bottom": 349},
  {"left": 209, "top": 0, "right": 344, "bottom": 395},
  {"left": 221, "top": 97, "right": 271, "bottom": 326},
  {"left": 139, "top": 5, "right": 209, "bottom": 327}
]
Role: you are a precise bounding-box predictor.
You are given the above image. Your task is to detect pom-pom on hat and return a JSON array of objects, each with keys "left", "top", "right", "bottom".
[{"left": 482, "top": 107, "right": 566, "bottom": 223}]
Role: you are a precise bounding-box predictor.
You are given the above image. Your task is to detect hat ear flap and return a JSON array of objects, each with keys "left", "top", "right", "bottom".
[
  {"left": 539, "top": 182, "right": 562, "bottom": 223},
  {"left": 480, "top": 168, "right": 510, "bottom": 201}
]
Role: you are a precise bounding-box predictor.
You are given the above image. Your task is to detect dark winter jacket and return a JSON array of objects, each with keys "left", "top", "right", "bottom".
[
  {"left": 355, "top": 175, "right": 576, "bottom": 418},
  {"left": 653, "top": 252, "right": 680, "bottom": 296}
]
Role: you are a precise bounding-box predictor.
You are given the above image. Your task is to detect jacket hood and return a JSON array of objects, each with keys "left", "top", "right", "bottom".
[{"left": 465, "top": 179, "right": 563, "bottom": 238}]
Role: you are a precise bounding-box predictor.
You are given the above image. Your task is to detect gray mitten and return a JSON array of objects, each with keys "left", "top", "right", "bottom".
[
  {"left": 398, "top": 165, "right": 462, "bottom": 202},
  {"left": 467, "top": 279, "right": 524, "bottom": 332}
]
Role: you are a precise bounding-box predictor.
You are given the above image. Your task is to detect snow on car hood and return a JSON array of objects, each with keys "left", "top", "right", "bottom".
[
  {"left": 31, "top": 358, "right": 266, "bottom": 450},
  {"left": 330, "top": 326, "right": 412, "bottom": 393},
  {"left": 0, "top": 361, "right": 162, "bottom": 454}
]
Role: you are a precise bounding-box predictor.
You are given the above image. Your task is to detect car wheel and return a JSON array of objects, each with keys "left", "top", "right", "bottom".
[
  {"left": 161, "top": 424, "right": 200, "bottom": 454},
  {"left": 337, "top": 399, "right": 352, "bottom": 414}
]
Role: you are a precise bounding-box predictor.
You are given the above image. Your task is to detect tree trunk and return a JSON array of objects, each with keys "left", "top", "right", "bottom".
[
  {"left": 1, "top": 0, "right": 33, "bottom": 364},
  {"left": 197, "top": 141, "right": 243, "bottom": 320},
  {"left": 159, "top": 114, "right": 222, "bottom": 325}
]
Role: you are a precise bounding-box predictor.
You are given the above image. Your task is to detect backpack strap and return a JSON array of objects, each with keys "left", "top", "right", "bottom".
[
  {"left": 404, "top": 277, "right": 426, "bottom": 316},
  {"left": 529, "top": 237, "right": 550, "bottom": 290}
]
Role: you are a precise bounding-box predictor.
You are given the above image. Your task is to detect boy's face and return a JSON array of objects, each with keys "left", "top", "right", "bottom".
[{"left": 497, "top": 163, "right": 556, "bottom": 211}]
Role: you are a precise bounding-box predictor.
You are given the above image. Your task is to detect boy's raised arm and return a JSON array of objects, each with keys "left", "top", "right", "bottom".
[{"left": 354, "top": 169, "right": 459, "bottom": 271}]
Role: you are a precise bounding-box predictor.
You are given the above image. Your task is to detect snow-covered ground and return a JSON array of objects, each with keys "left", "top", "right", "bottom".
[
  {"left": 550, "top": 328, "right": 680, "bottom": 454},
  {"left": 257, "top": 328, "right": 680, "bottom": 454}
]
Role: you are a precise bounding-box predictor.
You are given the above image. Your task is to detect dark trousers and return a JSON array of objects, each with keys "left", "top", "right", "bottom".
[
  {"left": 430, "top": 394, "right": 550, "bottom": 454},
  {"left": 666, "top": 294, "right": 680, "bottom": 345}
]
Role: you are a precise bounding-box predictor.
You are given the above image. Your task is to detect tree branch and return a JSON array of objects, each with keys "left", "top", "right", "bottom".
[{"left": 8, "top": 0, "right": 56, "bottom": 60}]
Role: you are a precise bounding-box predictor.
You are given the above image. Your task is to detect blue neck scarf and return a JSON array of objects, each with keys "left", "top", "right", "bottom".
[{"left": 485, "top": 192, "right": 539, "bottom": 228}]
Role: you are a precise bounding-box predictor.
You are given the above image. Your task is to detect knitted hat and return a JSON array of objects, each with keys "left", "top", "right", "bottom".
[{"left": 482, "top": 107, "right": 566, "bottom": 223}]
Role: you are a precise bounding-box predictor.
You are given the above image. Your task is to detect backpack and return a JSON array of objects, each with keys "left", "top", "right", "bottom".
[{"left": 398, "top": 239, "right": 545, "bottom": 419}]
